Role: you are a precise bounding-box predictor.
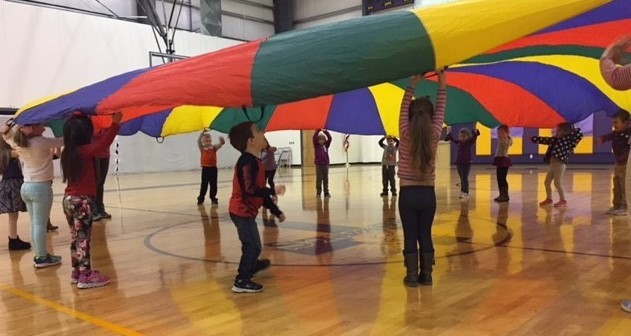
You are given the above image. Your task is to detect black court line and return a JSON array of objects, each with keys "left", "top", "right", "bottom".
[{"left": 143, "top": 218, "right": 631, "bottom": 267}]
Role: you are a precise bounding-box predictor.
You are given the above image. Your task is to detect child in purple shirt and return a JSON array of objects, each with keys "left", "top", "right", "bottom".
[
  {"left": 596, "top": 109, "right": 630, "bottom": 215},
  {"left": 313, "top": 129, "right": 332, "bottom": 198},
  {"left": 444, "top": 128, "right": 480, "bottom": 199},
  {"left": 261, "top": 140, "right": 278, "bottom": 200}
]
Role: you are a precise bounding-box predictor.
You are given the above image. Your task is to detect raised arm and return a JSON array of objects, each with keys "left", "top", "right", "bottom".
[
  {"left": 600, "top": 37, "right": 631, "bottom": 90},
  {"left": 312, "top": 129, "right": 321, "bottom": 146},
  {"left": 378, "top": 136, "right": 385, "bottom": 148},
  {"left": 432, "top": 70, "right": 447, "bottom": 140},
  {"left": 399, "top": 75, "right": 423, "bottom": 141},
  {"left": 323, "top": 129, "right": 332, "bottom": 148},
  {"left": 531, "top": 136, "right": 554, "bottom": 145},
  {"left": 213, "top": 136, "right": 226, "bottom": 151}
]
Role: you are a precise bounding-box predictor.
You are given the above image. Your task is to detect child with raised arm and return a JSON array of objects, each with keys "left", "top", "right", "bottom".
[
  {"left": 228, "top": 122, "right": 285, "bottom": 293},
  {"left": 397, "top": 70, "right": 446, "bottom": 287},
  {"left": 6, "top": 122, "right": 64, "bottom": 267},
  {"left": 197, "top": 130, "right": 225, "bottom": 206},
  {"left": 313, "top": 128, "right": 332, "bottom": 198},
  {"left": 61, "top": 113, "right": 121, "bottom": 288},
  {"left": 532, "top": 123, "right": 583, "bottom": 207},
  {"left": 493, "top": 125, "right": 512, "bottom": 203},
  {"left": 378, "top": 136, "right": 400, "bottom": 197},
  {"left": 444, "top": 128, "right": 480, "bottom": 199},
  {"left": 596, "top": 109, "right": 630, "bottom": 215}
]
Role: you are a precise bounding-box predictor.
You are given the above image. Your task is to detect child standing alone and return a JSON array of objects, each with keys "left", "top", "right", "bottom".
[
  {"left": 261, "top": 140, "right": 277, "bottom": 200},
  {"left": 532, "top": 122, "right": 583, "bottom": 207},
  {"left": 313, "top": 129, "right": 332, "bottom": 198},
  {"left": 378, "top": 136, "right": 399, "bottom": 197},
  {"left": 493, "top": 125, "right": 512, "bottom": 203},
  {"left": 61, "top": 113, "right": 121, "bottom": 288},
  {"left": 444, "top": 128, "right": 480, "bottom": 199},
  {"left": 197, "top": 130, "right": 225, "bottom": 206},
  {"left": 595, "top": 109, "right": 630, "bottom": 215},
  {"left": 228, "top": 122, "right": 285, "bottom": 293}
]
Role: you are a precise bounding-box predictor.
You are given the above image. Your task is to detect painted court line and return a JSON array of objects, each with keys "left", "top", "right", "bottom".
[{"left": 0, "top": 283, "right": 143, "bottom": 336}]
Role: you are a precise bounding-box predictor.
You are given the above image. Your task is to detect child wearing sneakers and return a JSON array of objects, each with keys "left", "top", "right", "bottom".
[
  {"left": 61, "top": 113, "right": 121, "bottom": 288},
  {"left": 532, "top": 123, "right": 583, "bottom": 207},
  {"left": 228, "top": 122, "right": 285, "bottom": 293},
  {"left": 596, "top": 109, "right": 630, "bottom": 215},
  {"left": 493, "top": 125, "right": 512, "bottom": 203},
  {"left": 445, "top": 128, "right": 480, "bottom": 199},
  {"left": 197, "top": 130, "right": 225, "bottom": 206},
  {"left": 378, "top": 136, "right": 399, "bottom": 197},
  {"left": 0, "top": 137, "right": 30, "bottom": 251},
  {"left": 261, "top": 140, "right": 277, "bottom": 200},
  {"left": 313, "top": 129, "right": 332, "bottom": 198},
  {"left": 5, "top": 121, "right": 64, "bottom": 267}
]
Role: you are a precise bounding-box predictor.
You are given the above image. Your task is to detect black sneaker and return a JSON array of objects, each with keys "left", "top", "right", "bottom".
[
  {"left": 324, "top": 193, "right": 331, "bottom": 198},
  {"left": 232, "top": 279, "right": 263, "bottom": 293},
  {"left": 33, "top": 254, "right": 62, "bottom": 268},
  {"left": 211, "top": 199, "right": 218, "bottom": 206},
  {"left": 254, "top": 259, "right": 271, "bottom": 274},
  {"left": 380, "top": 192, "right": 388, "bottom": 197},
  {"left": 8, "top": 236, "right": 31, "bottom": 251},
  {"left": 100, "top": 212, "right": 112, "bottom": 219},
  {"left": 197, "top": 198, "right": 204, "bottom": 205},
  {"left": 392, "top": 192, "right": 397, "bottom": 197},
  {"left": 92, "top": 213, "right": 102, "bottom": 221}
]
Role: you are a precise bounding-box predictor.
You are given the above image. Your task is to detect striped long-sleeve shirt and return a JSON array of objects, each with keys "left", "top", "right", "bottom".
[
  {"left": 397, "top": 85, "right": 446, "bottom": 186},
  {"left": 600, "top": 57, "right": 631, "bottom": 90}
]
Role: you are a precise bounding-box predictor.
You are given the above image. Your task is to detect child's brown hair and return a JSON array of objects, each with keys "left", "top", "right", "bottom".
[
  {"left": 408, "top": 97, "right": 435, "bottom": 173},
  {"left": 229, "top": 122, "right": 254, "bottom": 153}
]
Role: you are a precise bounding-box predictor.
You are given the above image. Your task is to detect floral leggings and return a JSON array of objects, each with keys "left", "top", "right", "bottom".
[{"left": 63, "top": 195, "right": 94, "bottom": 271}]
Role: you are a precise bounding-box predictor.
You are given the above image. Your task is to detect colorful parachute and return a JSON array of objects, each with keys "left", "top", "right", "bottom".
[
  {"left": 433, "top": 0, "right": 631, "bottom": 129},
  {"left": 13, "top": 0, "right": 609, "bottom": 137}
]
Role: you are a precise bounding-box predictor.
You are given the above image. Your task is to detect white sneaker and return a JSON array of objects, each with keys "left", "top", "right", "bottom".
[
  {"left": 460, "top": 192, "right": 469, "bottom": 199},
  {"left": 621, "top": 300, "right": 631, "bottom": 313},
  {"left": 606, "top": 207, "right": 618, "bottom": 214},
  {"left": 458, "top": 192, "right": 465, "bottom": 199}
]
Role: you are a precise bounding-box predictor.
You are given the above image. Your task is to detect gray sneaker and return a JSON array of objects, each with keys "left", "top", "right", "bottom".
[
  {"left": 612, "top": 208, "right": 628, "bottom": 216},
  {"left": 33, "top": 254, "right": 62, "bottom": 268}
]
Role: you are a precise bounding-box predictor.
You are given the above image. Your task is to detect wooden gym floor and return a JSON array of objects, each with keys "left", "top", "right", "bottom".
[{"left": 0, "top": 164, "right": 629, "bottom": 335}]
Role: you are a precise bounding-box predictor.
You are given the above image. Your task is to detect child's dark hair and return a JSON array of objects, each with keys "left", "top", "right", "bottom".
[
  {"left": 61, "top": 115, "right": 94, "bottom": 183},
  {"left": 408, "top": 96, "right": 435, "bottom": 173},
  {"left": 556, "top": 122, "right": 574, "bottom": 134},
  {"left": 614, "top": 109, "right": 630, "bottom": 122},
  {"left": 229, "top": 122, "right": 254, "bottom": 153},
  {"left": 459, "top": 128, "right": 471, "bottom": 138}
]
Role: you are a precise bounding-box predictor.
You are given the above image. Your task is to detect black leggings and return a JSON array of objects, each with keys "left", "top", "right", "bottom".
[
  {"left": 496, "top": 167, "right": 509, "bottom": 189},
  {"left": 398, "top": 186, "right": 436, "bottom": 254}
]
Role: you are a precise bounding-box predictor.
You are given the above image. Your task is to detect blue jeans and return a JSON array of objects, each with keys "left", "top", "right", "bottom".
[
  {"left": 230, "top": 214, "right": 262, "bottom": 281},
  {"left": 457, "top": 164, "right": 471, "bottom": 193},
  {"left": 21, "top": 182, "right": 54, "bottom": 258}
]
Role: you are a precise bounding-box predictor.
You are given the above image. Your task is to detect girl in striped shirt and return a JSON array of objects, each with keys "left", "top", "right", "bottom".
[{"left": 398, "top": 70, "right": 446, "bottom": 287}]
